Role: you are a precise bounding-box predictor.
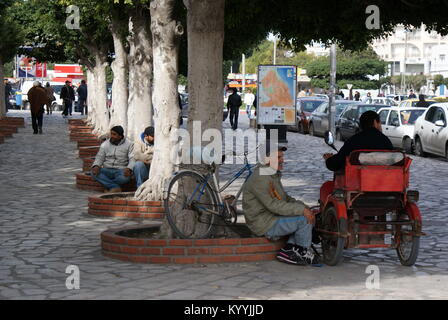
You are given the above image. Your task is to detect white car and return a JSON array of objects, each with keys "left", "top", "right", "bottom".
[
  {"left": 413, "top": 103, "right": 448, "bottom": 159},
  {"left": 378, "top": 107, "right": 426, "bottom": 153},
  {"left": 370, "top": 97, "right": 397, "bottom": 106}
]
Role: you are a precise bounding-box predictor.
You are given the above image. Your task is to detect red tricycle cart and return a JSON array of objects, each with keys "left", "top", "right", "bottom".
[{"left": 315, "top": 149, "right": 423, "bottom": 266}]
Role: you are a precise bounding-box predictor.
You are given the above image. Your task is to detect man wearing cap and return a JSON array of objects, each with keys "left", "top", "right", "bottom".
[
  {"left": 133, "top": 126, "right": 155, "bottom": 188},
  {"left": 91, "top": 126, "right": 135, "bottom": 193},
  {"left": 242, "top": 143, "right": 319, "bottom": 265},
  {"left": 27, "top": 81, "right": 49, "bottom": 134}
]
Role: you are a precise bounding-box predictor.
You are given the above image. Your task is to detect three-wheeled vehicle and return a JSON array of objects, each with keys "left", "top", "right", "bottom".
[{"left": 315, "top": 131, "right": 423, "bottom": 266}]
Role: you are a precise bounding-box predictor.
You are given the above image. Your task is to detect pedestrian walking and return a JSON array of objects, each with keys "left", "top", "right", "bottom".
[
  {"left": 27, "top": 81, "right": 49, "bottom": 134},
  {"left": 77, "top": 80, "right": 88, "bottom": 115},
  {"left": 244, "top": 89, "right": 255, "bottom": 118},
  {"left": 408, "top": 90, "right": 417, "bottom": 99},
  {"left": 227, "top": 88, "right": 242, "bottom": 130},
  {"left": 61, "top": 80, "right": 75, "bottom": 117},
  {"left": 44, "top": 82, "right": 55, "bottom": 115},
  {"left": 354, "top": 91, "right": 360, "bottom": 101},
  {"left": 4, "top": 79, "right": 12, "bottom": 112}
]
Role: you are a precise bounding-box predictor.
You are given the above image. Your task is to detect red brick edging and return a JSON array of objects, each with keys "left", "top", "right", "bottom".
[
  {"left": 76, "top": 173, "right": 137, "bottom": 192},
  {"left": 88, "top": 192, "right": 164, "bottom": 219},
  {"left": 78, "top": 146, "right": 100, "bottom": 159},
  {"left": 101, "top": 225, "right": 286, "bottom": 264}
]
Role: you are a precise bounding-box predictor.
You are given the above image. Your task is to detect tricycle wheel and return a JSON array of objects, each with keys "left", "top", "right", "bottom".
[
  {"left": 321, "top": 206, "right": 346, "bottom": 266},
  {"left": 395, "top": 213, "right": 420, "bottom": 266}
]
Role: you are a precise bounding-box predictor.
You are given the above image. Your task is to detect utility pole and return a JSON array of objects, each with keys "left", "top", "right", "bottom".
[
  {"left": 242, "top": 54, "right": 246, "bottom": 94},
  {"left": 273, "top": 36, "right": 277, "bottom": 65},
  {"left": 401, "top": 29, "right": 408, "bottom": 94},
  {"left": 328, "top": 43, "right": 337, "bottom": 135}
]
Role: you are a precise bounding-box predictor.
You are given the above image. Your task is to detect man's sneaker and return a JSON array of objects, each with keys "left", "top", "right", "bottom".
[
  {"left": 295, "top": 246, "right": 320, "bottom": 265},
  {"left": 276, "top": 244, "right": 307, "bottom": 265}
]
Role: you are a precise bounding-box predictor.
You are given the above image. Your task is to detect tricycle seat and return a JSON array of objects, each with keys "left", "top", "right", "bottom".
[{"left": 335, "top": 150, "right": 411, "bottom": 193}]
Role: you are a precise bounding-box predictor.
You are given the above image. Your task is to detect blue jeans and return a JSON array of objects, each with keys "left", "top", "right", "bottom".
[
  {"left": 133, "top": 161, "right": 150, "bottom": 188},
  {"left": 93, "top": 168, "right": 131, "bottom": 189},
  {"left": 265, "top": 216, "right": 312, "bottom": 248}
]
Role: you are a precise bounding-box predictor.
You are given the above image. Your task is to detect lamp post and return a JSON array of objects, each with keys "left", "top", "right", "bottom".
[{"left": 328, "top": 43, "right": 337, "bottom": 135}]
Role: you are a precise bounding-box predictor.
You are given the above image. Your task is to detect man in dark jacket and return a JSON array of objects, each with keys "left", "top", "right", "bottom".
[
  {"left": 77, "top": 80, "right": 88, "bottom": 115},
  {"left": 227, "top": 88, "right": 242, "bottom": 130},
  {"left": 27, "top": 81, "right": 49, "bottom": 134},
  {"left": 416, "top": 94, "right": 430, "bottom": 108},
  {"left": 323, "top": 110, "right": 394, "bottom": 172},
  {"left": 61, "top": 81, "right": 75, "bottom": 117}
]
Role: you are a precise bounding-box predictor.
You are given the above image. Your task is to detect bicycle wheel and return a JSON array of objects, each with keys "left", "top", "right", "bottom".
[{"left": 164, "top": 170, "right": 218, "bottom": 239}]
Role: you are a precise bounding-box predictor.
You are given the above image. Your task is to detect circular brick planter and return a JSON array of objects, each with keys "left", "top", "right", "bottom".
[
  {"left": 0, "top": 117, "right": 25, "bottom": 128},
  {"left": 0, "top": 134, "right": 4, "bottom": 144},
  {"left": 88, "top": 192, "right": 165, "bottom": 219},
  {"left": 77, "top": 138, "right": 103, "bottom": 149},
  {"left": 68, "top": 119, "right": 87, "bottom": 126},
  {"left": 79, "top": 146, "right": 100, "bottom": 159},
  {"left": 82, "top": 157, "right": 94, "bottom": 172},
  {"left": 76, "top": 173, "right": 137, "bottom": 192},
  {"left": 70, "top": 132, "right": 98, "bottom": 142},
  {"left": 101, "top": 224, "right": 286, "bottom": 264}
]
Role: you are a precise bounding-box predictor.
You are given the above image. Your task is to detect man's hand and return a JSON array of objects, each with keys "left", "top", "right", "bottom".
[
  {"left": 124, "top": 168, "right": 132, "bottom": 177},
  {"left": 91, "top": 166, "right": 100, "bottom": 176},
  {"left": 323, "top": 153, "right": 334, "bottom": 160},
  {"left": 143, "top": 159, "right": 151, "bottom": 165},
  {"left": 303, "top": 207, "right": 316, "bottom": 225}
]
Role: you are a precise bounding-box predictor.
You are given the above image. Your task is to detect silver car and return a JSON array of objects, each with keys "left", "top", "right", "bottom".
[
  {"left": 308, "top": 100, "right": 358, "bottom": 137},
  {"left": 413, "top": 103, "right": 448, "bottom": 159},
  {"left": 378, "top": 107, "right": 426, "bottom": 153}
]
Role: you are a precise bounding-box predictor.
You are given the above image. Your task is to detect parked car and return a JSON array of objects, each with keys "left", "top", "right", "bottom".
[
  {"left": 397, "top": 99, "right": 436, "bottom": 108},
  {"left": 387, "top": 94, "right": 408, "bottom": 102},
  {"left": 368, "top": 97, "right": 398, "bottom": 106},
  {"left": 378, "top": 107, "right": 426, "bottom": 153},
  {"left": 308, "top": 100, "right": 358, "bottom": 137},
  {"left": 335, "top": 104, "right": 386, "bottom": 141},
  {"left": 413, "top": 103, "right": 448, "bottom": 159},
  {"left": 288, "top": 97, "right": 326, "bottom": 133}
]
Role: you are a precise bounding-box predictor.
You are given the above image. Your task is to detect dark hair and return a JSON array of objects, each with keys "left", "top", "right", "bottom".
[
  {"left": 419, "top": 94, "right": 425, "bottom": 101},
  {"left": 110, "top": 125, "right": 124, "bottom": 137},
  {"left": 144, "top": 126, "right": 155, "bottom": 137},
  {"left": 81, "top": 80, "right": 86, "bottom": 84},
  {"left": 359, "top": 110, "right": 380, "bottom": 131}
]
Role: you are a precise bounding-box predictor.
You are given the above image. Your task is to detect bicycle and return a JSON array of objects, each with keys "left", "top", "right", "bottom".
[{"left": 164, "top": 150, "right": 258, "bottom": 239}]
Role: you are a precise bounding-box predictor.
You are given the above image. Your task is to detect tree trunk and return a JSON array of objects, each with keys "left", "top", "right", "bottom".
[
  {"left": 109, "top": 18, "right": 129, "bottom": 133},
  {"left": 0, "top": 59, "right": 6, "bottom": 118},
  {"left": 135, "top": 0, "right": 183, "bottom": 206},
  {"left": 150, "top": 0, "right": 226, "bottom": 239},
  {"left": 92, "top": 50, "right": 110, "bottom": 138},
  {"left": 127, "top": 7, "right": 153, "bottom": 142},
  {"left": 86, "top": 69, "right": 96, "bottom": 125}
]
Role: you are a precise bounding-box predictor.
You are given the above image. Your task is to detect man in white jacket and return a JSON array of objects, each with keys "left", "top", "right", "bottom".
[
  {"left": 133, "top": 126, "right": 155, "bottom": 188},
  {"left": 91, "top": 126, "right": 135, "bottom": 192}
]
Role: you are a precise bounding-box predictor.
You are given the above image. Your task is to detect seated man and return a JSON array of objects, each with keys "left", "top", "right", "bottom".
[
  {"left": 91, "top": 126, "right": 135, "bottom": 193},
  {"left": 133, "top": 126, "right": 155, "bottom": 188},
  {"left": 242, "top": 143, "right": 319, "bottom": 265},
  {"left": 323, "top": 110, "right": 394, "bottom": 172}
]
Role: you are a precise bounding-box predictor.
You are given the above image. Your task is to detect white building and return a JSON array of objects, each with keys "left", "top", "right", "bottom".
[{"left": 372, "top": 24, "right": 448, "bottom": 77}]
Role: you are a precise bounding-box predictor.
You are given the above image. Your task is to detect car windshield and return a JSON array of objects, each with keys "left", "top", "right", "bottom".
[
  {"left": 300, "top": 100, "right": 324, "bottom": 112},
  {"left": 335, "top": 103, "right": 355, "bottom": 117},
  {"left": 359, "top": 105, "right": 381, "bottom": 115},
  {"left": 400, "top": 109, "right": 425, "bottom": 125}
]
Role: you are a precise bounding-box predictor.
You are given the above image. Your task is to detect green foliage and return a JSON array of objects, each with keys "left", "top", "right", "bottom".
[
  {"left": 406, "top": 74, "right": 427, "bottom": 92},
  {"left": 0, "top": 1, "right": 24, "bottom": 63},
  {"left": 433, "top": 74, "right": 448, "bottom": 90},
  {"left": 306, "top": 47, "right": 387, "bottom": 90}
]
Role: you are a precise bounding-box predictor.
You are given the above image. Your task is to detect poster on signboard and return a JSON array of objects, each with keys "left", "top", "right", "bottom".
[
  {"left": 17, "top": 56, "right": 47, "bottom": 78},
  {"left": 256, "top": 65, "right": 297, "bottom": 125}
]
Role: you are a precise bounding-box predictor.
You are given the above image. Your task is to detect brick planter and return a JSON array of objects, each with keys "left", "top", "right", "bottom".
[
  {"left": 101, "top": 224, "right": 286, "bottom": 264},
  {"left": 68, "top": 119, "right": 87, "bottom": 126},
  {"left": 76, "top": 173, "right": 137, "bottom": 192},
  {"left": 70, "top": 132, "right": 98, "bottom": 142},
  {"left": 88, "top": 192, "right": 165, "bottom": 219},
  {"left": 77, "top": 138, "right": 103, "bottom": 149},
  {"left": 0, "top": 127, "right": 14, "bottom": 138},
  {"left": 79, "top": 146, "right": 100, "bottom": 159},
  {"left": 0, "top": 125, "right": 18, "bottom": 134},
  {"left": 82, "top": 157, "right": 94, "bottom": 172},
  {"left": 0, "top": 117, "right": 25, "bottom": 128},
  {"left": 0, "top": 134, "right": 4, "bottom": 144}
]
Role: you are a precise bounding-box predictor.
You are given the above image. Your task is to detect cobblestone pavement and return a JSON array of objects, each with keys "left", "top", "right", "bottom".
[{"left": 1, "top": 110, "right": 447, "bottom": 300}]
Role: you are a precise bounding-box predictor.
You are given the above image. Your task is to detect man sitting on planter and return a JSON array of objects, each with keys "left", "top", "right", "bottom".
[
  {"left": 133, "top": 126, "right": 155, "bottom": 188},
  {"left": 242, "top": 142, "right": 319, "bottom": 266},
  {"left": 91, "top": 126, "right": 135, "bottom": 193}
]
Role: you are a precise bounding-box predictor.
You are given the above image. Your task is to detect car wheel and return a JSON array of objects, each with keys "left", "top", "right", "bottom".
[
  {"left": 297, "top": 121, "right": 304, "bottom": 134},
  {"left": 414, "top": 137, "right": 426, "bottom": 157},
  {"left": 402, "top": 137, "right": 412, "bottom": 154},
  {"left": 309, "top": 123, "right": 315, "bottom": 136}
]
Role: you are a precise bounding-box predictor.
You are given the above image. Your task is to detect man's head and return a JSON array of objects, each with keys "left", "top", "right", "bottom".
[
  {"left": 46, "top": 82, "right": 50, "bottom": 87},
  {"left": 143, "top": 126, "right": 154, "bottom": 144},
  {"left": 419, "top": 94, "right": 425, "bottom": 101},
  {"left": 360, "top": 110, "right": 381, "bottom": 131},
  {"left": 410, "top": 90, "right": 414, "bottom": 94},
  {"left": 261, "top": 142, "right": 288, "bottom": 171},
  {"left": 65, "top": 81, "right": 71, "bottom": 86},
  {"left": 81, "top": 80, "right": 86, "bottom": 85},
  {"left": 110, "top": 126, "right": 124, "bottom": 144},
  {"left": 232, "top": 88, "right": 238, "bottom": 94},
  {"left": 33, "top": 81, "right": 41, "bottom": 87}
]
